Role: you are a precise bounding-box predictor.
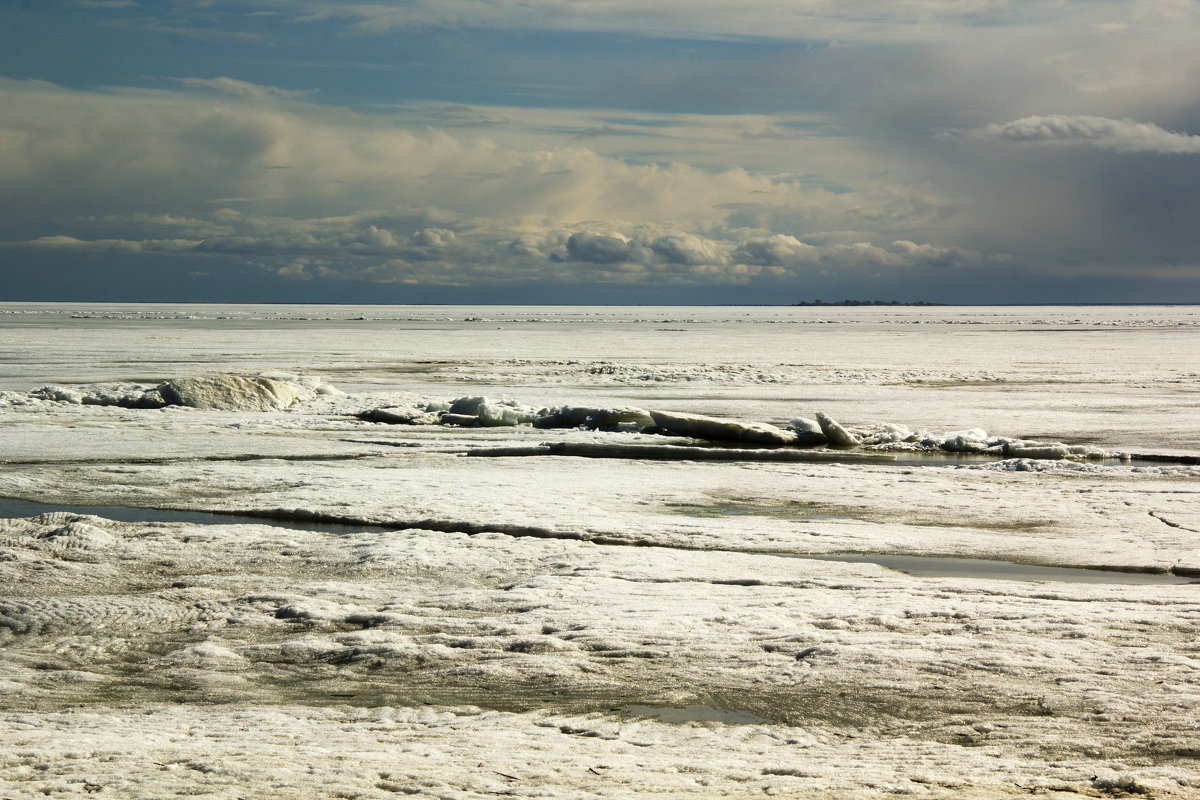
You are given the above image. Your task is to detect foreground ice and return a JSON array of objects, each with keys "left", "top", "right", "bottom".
[
  {"left": 0, "top": 705, "right": 1187, "bottom": 798},
  {"left": 2, "top": 513, "right": 1198, "bottom": 797}
]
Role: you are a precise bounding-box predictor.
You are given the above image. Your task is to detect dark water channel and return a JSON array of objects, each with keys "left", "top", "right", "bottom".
[
  {"left": 797, "top": 552, "right": 1196, "bottom": 585},
  {"left": 0, "top": 497, "right": 390, "bottom": 536},
  {"left": 2, "top": 497, "right": 1193, "bottom": 585}
]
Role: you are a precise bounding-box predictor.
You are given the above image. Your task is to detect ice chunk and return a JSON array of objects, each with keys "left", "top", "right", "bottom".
[
  {"left": 649, "top": 411, "right": 798, "bottom": 446},
  {"left": 0, "top": 390, "right": 36, "bottom": 407},
  {"left": 815, "top": 412, "right": 860, "bottom": 448},
  {"left": 838, "top": 422, "right": 1116, "bottom": 461},
  {"left": 476, "top": 403, "right": 539, "bottom": 427},
  {"left": 533, "top": 406, "right": 654, "bottom": 430},
  {"left": 442, "top": 396, "right": 541, "bottom": 427},
  {"left": 788, "top": 417, "right": 830, "bottom": 445},
  {"left": 856, "top": 422, "right": 922, "bottom": 446},
  {"left": 359, "top": 407, "right": 440, "bottom": 425},
  {"left": 940, "top": 429, "right": 998, "bottom": 454},
  {"left": 448, "top": 396, "right": 490, "bottom": 415},
  {"left": 30, "top": 384, "right": 167, "bottom": 408},
  {"left": 30, "top": 386, "right": 85, "bottom": 404},
  {"left": 945, "top": 428, "right": 989, "bottom": 442},
  {"left": 1000, "top": 441, "right": 1110, "bottom": 460},
  {"left": 261, "top": 371, "right": 342, "bottom": 396},
  {"left": 158, "top": 374, "right": 319, "bottom": 411}
]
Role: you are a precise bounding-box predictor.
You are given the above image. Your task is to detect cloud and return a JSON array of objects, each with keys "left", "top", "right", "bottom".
[
  {"left": 173, "top": 77, "right": 316, "bottom": 100},
  {"left": 650, "top": 232, "right": 730, "bottom": 266},
  {"left": 537, "top": 226, "right": 984, "bottom": 281},
  {"left": 731, "top": 235, "right": 982, "bottom": 270},
  {"left": 10, "top": 0, "right": 1199, "bottom": 301},
  {"left": 74, "top": 0, "right": 1173, "bottom": 47},
  {"left": 24, "top": 235, "right": 200, "bottom": 254},
  {"left": 3, "top": 78, "right": 907, "bottom": 235},
  {"left": 562, "top": 231, "right": 646, "bottom": 264},
  {"left": 967, "top": 115, "right": 1200, "bottom": 154},
  {"left": 189, "top": 220, "right": 463, "bottom": 260},
  {"left": 106, "top": 18, "right": 269, "bottom": 43},
  {"left": 16, "top": 213, "right": 985, "bottom": 288},
  {"left": 740, "top": 127, "right": 804, "bottom": 141},
  {"left": 10, "top": 74, "right": 1196, "bottom": 294},
  {"left": 733, "top": 234, "right": 818, "bottom": 268},
  {"left": 287, "top": 0, "right": 1089, "bottom": 43}
]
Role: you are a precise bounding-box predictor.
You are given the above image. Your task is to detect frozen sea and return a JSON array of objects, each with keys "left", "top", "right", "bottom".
[{"left": 1, "top": 303, "right": 1199, "bottom": 798}]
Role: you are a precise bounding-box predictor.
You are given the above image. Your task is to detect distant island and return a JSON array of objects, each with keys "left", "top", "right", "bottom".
[{"left": 792, "top": 299, "right": 947, "bottom": 306}]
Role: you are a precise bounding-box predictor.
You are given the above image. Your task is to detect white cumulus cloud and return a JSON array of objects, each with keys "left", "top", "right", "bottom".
[{"left": 969, "top": 115, "right": 1200, "bottom": 154}]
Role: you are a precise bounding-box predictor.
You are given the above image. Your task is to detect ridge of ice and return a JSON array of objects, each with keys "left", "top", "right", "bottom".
[
  {"left": 20, "top": 373, "right": 337, "bottom": 412},
  {"left": 349, "top": 388, "right": 1126, "bottom": 460},
  {"left": 355, "top": 390, "right": 1126, "bottom": 461}
]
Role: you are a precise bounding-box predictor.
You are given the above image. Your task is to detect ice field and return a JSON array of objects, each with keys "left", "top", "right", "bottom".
[{"left": 1, "top": 303, "right": 1199, "bottom": 798}]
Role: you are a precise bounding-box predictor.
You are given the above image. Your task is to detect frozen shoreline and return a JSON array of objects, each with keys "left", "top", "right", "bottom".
[{"left": 2, "top": 304, "right": 1198, "bottom": 798}]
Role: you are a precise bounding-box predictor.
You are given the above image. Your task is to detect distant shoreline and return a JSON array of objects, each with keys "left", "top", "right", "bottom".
[
  {"left": 1, "top": 300, "right": 1198, "bottom": 308},
  {"left": 791, "top": 300, "right": 946, "bottom": 307}
]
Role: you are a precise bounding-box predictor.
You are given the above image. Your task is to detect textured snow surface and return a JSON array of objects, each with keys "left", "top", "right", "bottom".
[
  {"left": 2, "top": 304, "right": 1199, "bottom": 798},
  {"left": 2, "top": 514, "right": 1199, "bottom": 798},
  {"left": 2, "top": 705, "right": 1196, "bottom": 799}
]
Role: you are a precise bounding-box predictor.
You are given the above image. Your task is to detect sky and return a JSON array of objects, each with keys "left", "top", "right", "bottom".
[{"left": 2, "top": 1, "right": 1200, "bottom": 304}]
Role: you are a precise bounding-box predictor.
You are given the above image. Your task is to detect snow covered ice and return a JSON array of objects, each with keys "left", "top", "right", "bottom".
[{"left": 2, "top": 303, "right": 1200, "bottom": 798}]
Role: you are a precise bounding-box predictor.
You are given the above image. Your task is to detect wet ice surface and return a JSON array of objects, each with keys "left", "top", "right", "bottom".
[
  {"left": 2, "top": 303, "right": 1200, "bottom": 799},
  {"left": 797, "top": 553, "right": 1196, "bottom": 584},
  {"left": 3, "top": 497, "right": 1191, "bottom": 585}
]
